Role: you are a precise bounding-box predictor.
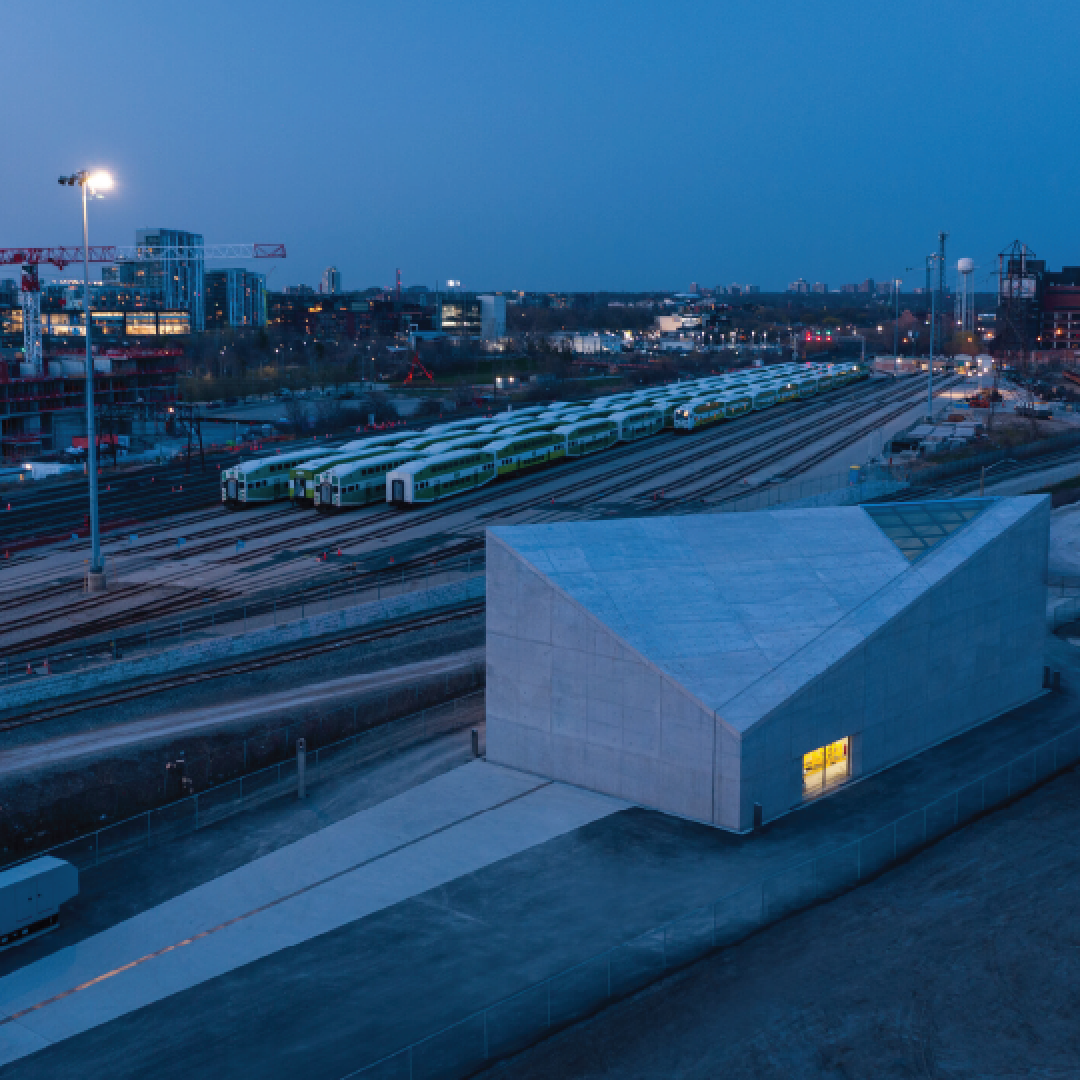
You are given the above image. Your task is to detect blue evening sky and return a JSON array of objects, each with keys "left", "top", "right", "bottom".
[{"left": 1, "top": 1, "right": 1076, "bottom": 294}]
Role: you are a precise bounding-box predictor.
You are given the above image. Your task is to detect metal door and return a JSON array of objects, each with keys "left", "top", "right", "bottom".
[
  {"left": 392, "top": 479, "right": 404, "bottom": 502},
  {"left": 227, "top": 478, "right": 237, "bottom": 500},
  {"left": 321, "top": 482, "right": 332, "bottom": 505}
]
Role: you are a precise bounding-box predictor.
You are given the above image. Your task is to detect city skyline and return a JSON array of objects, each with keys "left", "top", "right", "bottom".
[{"left": 1, "top": 2, "right": 1078, "bottom": 292}]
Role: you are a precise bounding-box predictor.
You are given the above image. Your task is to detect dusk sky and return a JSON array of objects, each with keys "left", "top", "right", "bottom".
[{"left": 2, "top": 1, "right": 1077, "bottom": 294}]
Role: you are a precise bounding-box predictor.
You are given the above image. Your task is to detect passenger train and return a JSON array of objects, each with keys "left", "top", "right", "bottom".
[{"left": 225, "top": 360, "right": 866, "bottom": 509}]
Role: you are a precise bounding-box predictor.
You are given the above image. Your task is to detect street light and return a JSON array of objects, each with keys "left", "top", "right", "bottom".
[
  {"left": 892, "top": 268, "right": 914, "bottom": 360},
  {"left": 58, "top": 168, "right": 113, "bottom": 592}
]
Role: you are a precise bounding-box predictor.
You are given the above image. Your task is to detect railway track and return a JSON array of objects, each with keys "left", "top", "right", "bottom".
[
  {"left": 0, "top": 539, "right": 485, "bottom": 659},
  {"left": 0, "top": 376, "right": 947, "bottom": 656},
  {"left": 670, "top": 376, "right": 962, "bottom": 500},
  {"left": 0, "top": 601, "right": 486, "bottom": 732},
  {"left": 179, "top": 377, "right": 911, "bottom": 564}
]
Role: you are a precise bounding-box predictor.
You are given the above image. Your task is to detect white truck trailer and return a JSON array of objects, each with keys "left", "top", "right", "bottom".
[{"left": 0, "top": 856, "right": 79, "bottom": 951}]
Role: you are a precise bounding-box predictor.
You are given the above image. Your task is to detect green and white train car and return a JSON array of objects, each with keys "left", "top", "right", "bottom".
[
  {"left": 222, "top": 446, "right": 334, "bottom": 508},
  {"left": 749, "top": 384, "right": 779, "bottom": 410},
  {"left": 554, "top": 417, "right": 618, "bottom": 457},
  {"left": 386, "top": 448, "right": 496, "bottom": 505},
  {"left": 768, "top": 378, "right": 800, "bottom": 403},
  {"left": 315, "top": 448, "right": 430, "bottom": 512},
  {"left": 290, "top": 452, "right": 358, "bottom": 504},
  {"left": 673, "top": 392, "right": 754, "bottom": 431},
  {"left": 673, "top": 396, "right": 726, "bottom": 431},
  {"left": 486, "top": 431, "right": 567, "bottom": 477},
  {"left": 290, "top": 433, "right": 416, "bottom": 503},
  {"left": 394, "top": 433, "right": 464, "bottom": 452},
  {"left": 610, "top": 406, "right": 664, "bottom": 442},
  {"left": 493, "top": 419, "right": 567, "bottom": 437}
]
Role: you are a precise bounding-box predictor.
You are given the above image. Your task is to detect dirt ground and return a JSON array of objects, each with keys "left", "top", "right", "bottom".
[{"left": 494, "top": 766, "right": 1080, "bottom": 1080}]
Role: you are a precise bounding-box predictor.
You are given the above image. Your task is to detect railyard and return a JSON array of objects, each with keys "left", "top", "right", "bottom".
[
  {"left": 6, "top": 367, "right": 1080, "bottom": 1080},
  {"left": 2, "top": 372, "right": 953, "bottom": 666}
]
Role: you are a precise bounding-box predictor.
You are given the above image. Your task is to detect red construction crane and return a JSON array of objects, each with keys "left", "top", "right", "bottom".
[{"left": 0, "top": 243, "right": 286, "bottom": 373}]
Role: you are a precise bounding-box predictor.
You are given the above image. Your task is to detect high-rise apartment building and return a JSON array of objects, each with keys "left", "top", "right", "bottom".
[
  {"left": 205, "top": 269, "right": 267, "bottom": 329},
  {"left": 481, "top": 294, "right": 506, "bottom": 342},
  {"left": 102, "top": 228, "right": 206, "bottom": 331},
  {"left": 321, "top": 267, "right": 342, "bottom": 295}
]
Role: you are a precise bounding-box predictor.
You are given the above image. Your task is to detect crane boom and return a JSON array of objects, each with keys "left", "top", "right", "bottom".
[
  {"left": 2, "top": 243, "right": 286, "bottom": 373},
  {"left": 0, "top": 243, "right": 286, "bottom": 269}
]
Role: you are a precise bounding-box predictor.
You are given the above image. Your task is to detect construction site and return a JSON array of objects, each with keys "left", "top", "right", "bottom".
[{"left": 0, "top": 237, "right": 285, "bottom": 460}]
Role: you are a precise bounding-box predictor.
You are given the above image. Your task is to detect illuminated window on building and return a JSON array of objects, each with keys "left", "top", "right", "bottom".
[
  {"left": 44, "top": 314, "right": 83, "bottom": 336},
  {"left": 91, "top": 313, "right": 124, "bottom": 336},
  {"left": 802, "top": 737, "right": 850, "bottom": 797},
  {"left": 158, "top": 314, "right": 190, "bottom": 335},
  {"left": 126, "top": 314, "right": 157, "bottom": 335}
]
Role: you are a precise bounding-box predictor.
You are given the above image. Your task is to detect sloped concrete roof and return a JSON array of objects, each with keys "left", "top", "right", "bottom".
[{"left": 490, "top": 497, "right": 1043, "bottom": 735}]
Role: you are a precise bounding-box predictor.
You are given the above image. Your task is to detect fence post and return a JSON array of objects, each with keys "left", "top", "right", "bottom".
[{"left": 297, "top": 738, "right": 306, "bottom": 799}]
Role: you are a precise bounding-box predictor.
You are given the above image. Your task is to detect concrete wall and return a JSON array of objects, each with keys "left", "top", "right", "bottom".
[
  {"left": 2, "top": 577, "right": 485, "bottom": 712},
  {"left": 486, "top": 537, "right": 726, "bottom": 825},
  {"left": 738, "top": 498, "right": 1049, "bottom": 829},
  {"left": 487, "top": 498, "right": 1049, "bottom": 834}
]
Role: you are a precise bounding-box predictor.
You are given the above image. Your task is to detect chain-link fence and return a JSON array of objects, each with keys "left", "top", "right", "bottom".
[
  {"left": 1, "top": 690, "right": 486, "bottom": 874},
  {"left": 347, "top": 717, "right": 1080, "bottom": 1080}
]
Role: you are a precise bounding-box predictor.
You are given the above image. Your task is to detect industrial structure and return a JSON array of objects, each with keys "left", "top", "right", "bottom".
[
  {"left": 486, "top": 496, "right": 1048, "bottom": 832},
  {"left": 0, "top": 237, "right": 283, "bottom": 459},
  {"left": 956, "top": 257, "right": 975, "bottom": 334}
]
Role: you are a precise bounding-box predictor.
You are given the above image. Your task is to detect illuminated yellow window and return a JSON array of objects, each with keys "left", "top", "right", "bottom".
[{"left": 802, "top": 736, "right": 850, "bottom": 797}]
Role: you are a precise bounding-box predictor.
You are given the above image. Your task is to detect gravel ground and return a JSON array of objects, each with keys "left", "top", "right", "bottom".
[{"left": 492, "top": 766, "right": 1080, "bottom": 1080}]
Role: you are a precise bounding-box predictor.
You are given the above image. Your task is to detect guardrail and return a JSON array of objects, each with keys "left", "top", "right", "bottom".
[
  {"left": 347, "top": 717, "right": 1080, "bottom": 1080},
  {"left": 1, "top": 689, "right": 486, "bottom": 873}
]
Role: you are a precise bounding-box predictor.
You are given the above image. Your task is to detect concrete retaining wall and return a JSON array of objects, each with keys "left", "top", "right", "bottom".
[
  {"left": 2, "top": 577, "right": 486, "bottom": 712},
  {"left": 779, "top": 477, "right": 907, "bottom": 509}
]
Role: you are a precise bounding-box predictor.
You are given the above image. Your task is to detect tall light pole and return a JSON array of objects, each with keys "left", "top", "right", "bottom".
[
  {"left": 58, "top": 168, "right": 113, "bottom": 592},
  {"left": 926, "top": 252, "right": 940, "bottom": 420},
  {"left": 893, "top": 267, "right": 913, "bottom": 360}
]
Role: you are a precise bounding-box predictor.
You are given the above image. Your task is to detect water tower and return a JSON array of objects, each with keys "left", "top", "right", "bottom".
[{"left": 957, "top": 258, "right": 975, "bottom": 334}]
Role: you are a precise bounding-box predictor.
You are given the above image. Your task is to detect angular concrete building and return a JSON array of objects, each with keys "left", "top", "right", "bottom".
[{"left": 486, "top": 497, "right": 1048, "bottom": 832}]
